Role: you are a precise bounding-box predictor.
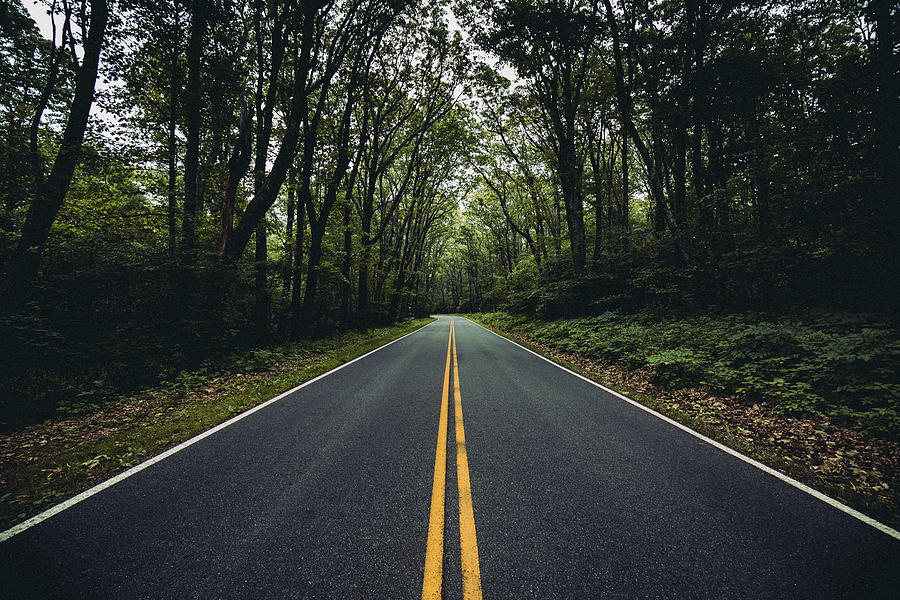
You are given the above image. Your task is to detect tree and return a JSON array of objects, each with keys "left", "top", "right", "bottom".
[
  {"left": 462, "top": 0, "right": 601, "bottom": 273},
  {"left": 352, "top": 5, "right": 467, "bottom": 326},
  {"left": 6, "top": 0, "right": 109, "bottom": 290}
]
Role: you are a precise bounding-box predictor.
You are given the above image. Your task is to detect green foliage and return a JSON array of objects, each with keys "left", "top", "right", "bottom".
[
  {"left": 0, "top": 247, "right": 263, "bottom": 431},
  {"left": 440, "top": 0, "right": 899, "bottom": 317},
  {"left": 474, "top": 311, "right": 899, "bottom": 432},
  {"left": 645, "top": 348, "right": 708, "bottom": 390},
  {"left": 2, "top": 0, "right": 897, "bottom": 448}
]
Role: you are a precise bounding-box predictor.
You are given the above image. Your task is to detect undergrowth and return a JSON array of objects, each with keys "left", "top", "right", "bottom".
[{"left": 471, "top": 311, "right": 899, "bottom": 439}]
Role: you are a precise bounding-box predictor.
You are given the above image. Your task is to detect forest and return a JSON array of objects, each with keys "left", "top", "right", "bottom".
[{"left": 0, "top": 0, "right": 897, "bottom": 438}]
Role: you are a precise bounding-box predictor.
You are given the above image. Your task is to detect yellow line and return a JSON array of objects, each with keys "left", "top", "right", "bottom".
[
  {"left": 421, "top": 323, "right": 452, "bottom": 600},
  {"left": 453, "top": 319, "right": 483, "bottom": 600}
]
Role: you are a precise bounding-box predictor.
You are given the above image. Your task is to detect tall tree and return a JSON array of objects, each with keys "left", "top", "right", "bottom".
[
  {"left": 353, "top": 7, "right": 465, "bottom": 325},
  {"left": 7, "top": 0, "right": 109, "bottom": 288},
  {"left": 180, "top": 0, "right": 207, "bottom": 265}
]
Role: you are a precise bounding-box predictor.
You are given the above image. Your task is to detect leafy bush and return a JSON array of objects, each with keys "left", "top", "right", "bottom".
[{"left": 646, "top": 348, "right": 708, "bottom": 389}]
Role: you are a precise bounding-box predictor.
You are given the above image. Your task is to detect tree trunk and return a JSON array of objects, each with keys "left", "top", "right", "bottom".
[
  {"left": 284, "top": 172, "right": 295, "bottom": 296},
  {"left": 652, "top": 133, "right": 667, "bottom": 235},
  {"left": 339, "top": 200, "right": 352, "bottom": 329},
  {"left": 552, "top": 188, "right": 562, "bottom": 256},
  {"left": 181, "top": 0, "right": 207, "bottom": 266},
  {"left": 253, "top": 218, "right": 268, "bottom": 336},
  {"left": 357, "top": 157, "right": 377, "bottom": 327},
  {"left": 28, "top": 16, "right": 65, "bottom": 192},
  {"left": 167, "top": 9, "right": 180, "bottom": 260},
  {"left": 339, "top": 138, "right": 364, "bottom": 329},
  {"left": 673, "top": 131, "right": 687, "bottom": 223},
  {"left": 299, "top": 223, "right": 325, "bottom": 334},
  {"left": 9, "top": 0, "right": 109, "bottom": 287},
  {"left": 220, "top": 101, "right": 253, "bottom": 254},
  {"left": 559, "top": 144, "right": 586, "bottom": 273},
  {"left": 604, "top": 0, "right": 688, "bottom": 264},
  {"left": 296, "top": 57, "right": 360, "bottom": 333},
  {"left": 587, "top": 127, "right": 604, "bottom": 263},
  {"left": 290, "top": 198, "right": 305, "bottom": 337},
  {"left": 621, "top": 121, "right": 630, "bottom": 250},
  {"left": 221, "top": 5, "right": 315, "bottom": 264},
  {"left": 357, "top": 243, "right": 371, "bottom": 329},
  {"left": 248, "top": 0, "right": 288, "bottom": 338}
]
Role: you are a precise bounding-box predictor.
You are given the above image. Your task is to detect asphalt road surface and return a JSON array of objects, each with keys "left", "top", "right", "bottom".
[{"left": 2, "top": 316, "right": 898, "bottom": 599}]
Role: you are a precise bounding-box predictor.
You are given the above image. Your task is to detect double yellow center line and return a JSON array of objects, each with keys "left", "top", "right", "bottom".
[{"left": 422, "top": 319, "right": 482, "bottom": 600}]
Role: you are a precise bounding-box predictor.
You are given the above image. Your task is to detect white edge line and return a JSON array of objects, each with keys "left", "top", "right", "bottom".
[
  {"left": 463, "top": 317, "right": 900, "bottom": 542},
  {"left": 0, "top": 320, "right": 437, "bottom": 543}
]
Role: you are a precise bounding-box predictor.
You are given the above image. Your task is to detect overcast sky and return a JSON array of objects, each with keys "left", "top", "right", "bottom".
[{"left": 25, "top": 0, "right": 55, "bottom": 40}]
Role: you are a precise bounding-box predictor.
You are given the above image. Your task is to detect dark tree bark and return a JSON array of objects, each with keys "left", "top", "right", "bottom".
[
  {"left": 603, "top": 0, "right": 689, "bottom": 264},
  {"left": 559, "top": 131, "right": 586, "bottom": 272},
  {"left": 167, "top": 8, "right": 181, "bottom": 260},
  {"left": 339, "top": 145, "right": 363, "bottom": 329},
  {"left": 354, "top": 50, "right": 452, "bottom": 326},
  {"left": 249, "top": 0, "right": 291, "bottom": 336},
  {"left": 9, "top": 0, "right": 109, "bottom": 287},
  {"left": 221, "top": 3, "right": 317, "bottom": 265},
  {"left": 253, "top": 219, "right": 268, "bottom": 335},
  {"left": 223, "top": 0, "right": 385, "bottom": 269},
  {"left": 670, "top": 0, "right": 694, "bottom": 225},
  {"left": 27, "top": 0, "right": 73, "bottom": 192},
  {"left": 290, "top": 190, "right": 305, "bottom": 335},
  {"left": 586, "top": 123, "right": 604, "bottom": 263},
  {"left": 181, "top": 0, "right": 207, "bottom": 266},
  {"left": 284, "top": 170, "right": 295, "bottom": 296},
  {"left": 339, "top": 200, "right": 352, "bottom": 329},
  {"left": 478, "top": 170, "right": 541, "bottom": 268},
  {"left": 298, "top": 82, "right": 359, "bottom": 333},
  {"left": 294, "top": 1, "right": 396, "bottom": 335},
  {"left": 387, "top": 196, "right": 418, "bottom": 322},
  {"left": 535, "top": 62, "right": 587, "bottom": 273},
  {"left": 220, "top": 101, "right": 253, "bottom": 254},
  {"left": 621, "top": 121, "right": 630, "bottom": 249},
  {"left": 672, "top": 131, "right": 687, "bottom": 223},
  {"left": 491, "top": 120, "right": 545, "bottom": 273}
]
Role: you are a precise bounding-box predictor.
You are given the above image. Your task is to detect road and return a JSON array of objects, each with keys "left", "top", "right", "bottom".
[{"left": 1, "top": 316, "right": 898, "bottom": 599}]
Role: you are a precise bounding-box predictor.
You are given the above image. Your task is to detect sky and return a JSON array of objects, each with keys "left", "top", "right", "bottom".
[
  {"left": 25, "top": 0, "right": 55, "bottom": 41},
  {"left": 23, "top": 1, "right": 519, "bottom": 83}
]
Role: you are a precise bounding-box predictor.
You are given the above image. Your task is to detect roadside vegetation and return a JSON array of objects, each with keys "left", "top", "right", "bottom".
[
  {"left": 474, "top": 311, "right": 899, "bottom": 432},
  {"left": 469, "top": 311, "right": 900, "bottom": 527},
  {"left": 2, "top": 0, "right": 896, "bottom": 533},
  {"left": 0, "top": 318, "right": 433, "bottom": 531}
]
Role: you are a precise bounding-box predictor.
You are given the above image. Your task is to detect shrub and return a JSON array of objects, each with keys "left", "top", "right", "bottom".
[{"left": 646, "top": 348, "right": 708, "bottom": 389}]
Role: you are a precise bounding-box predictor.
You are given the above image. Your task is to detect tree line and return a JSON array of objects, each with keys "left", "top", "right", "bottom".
[
  {"left": 2, "top": 0, "right": 471, "bottom": 329},
  {"left": 438, "top": 0, "right": 897, "bottom": 317},
  {"left": 0, "top": 0, "right": 470, "bottom": 426},
  {"left": 0, "top": 0, "right": 896, "bottom": 427}
]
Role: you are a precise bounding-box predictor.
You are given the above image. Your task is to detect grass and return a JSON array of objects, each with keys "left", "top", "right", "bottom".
[{"left": 0, "top": 318, "right": 434, "bottom": 531}]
